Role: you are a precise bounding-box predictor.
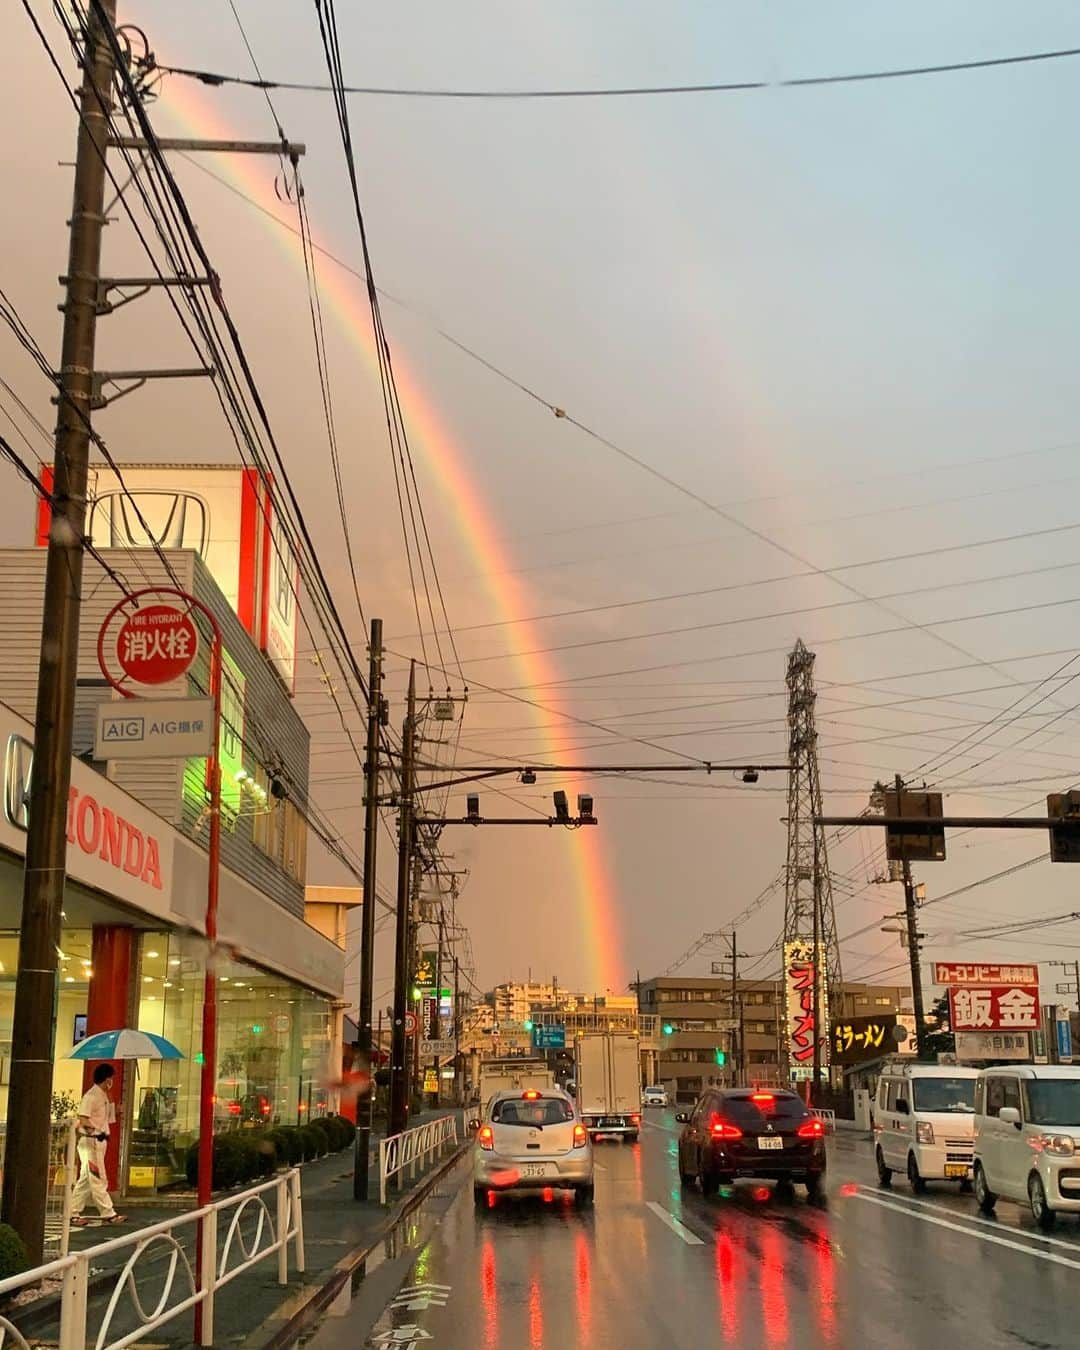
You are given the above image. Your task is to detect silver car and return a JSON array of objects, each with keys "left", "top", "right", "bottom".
[{"left": 473, "top": 1088, "right": 594, "bottom": 1207}]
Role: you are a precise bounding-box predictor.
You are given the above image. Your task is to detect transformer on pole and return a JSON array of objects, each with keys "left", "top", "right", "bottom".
[{"left": 783, "top": 640, "right": 842, "bottom": 1087}]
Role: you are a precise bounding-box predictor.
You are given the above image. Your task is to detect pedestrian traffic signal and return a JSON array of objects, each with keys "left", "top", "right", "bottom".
[{"left": 714, "top": 1048, "right": 727, "bottom": 1066}]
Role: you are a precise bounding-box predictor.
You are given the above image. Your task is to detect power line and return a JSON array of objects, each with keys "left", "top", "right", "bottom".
[{"left": 153, "top": 41, "right": 1080, "bottom": 100}]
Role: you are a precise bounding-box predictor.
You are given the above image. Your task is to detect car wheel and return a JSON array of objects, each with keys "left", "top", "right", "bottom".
[
  {"left": 679, "top": 1166, "right": 697, "bottom": 1187},
  {"left": 473, "top": 1186, "right": 489, "bottom": 1209},
  {"left": 907, "top": 1153, "right": 927, "bottom": 1195},
  {"left": 974, "top": 1162, "right": 996, "bottom": 1214},
  {"left": 699, "top": 1163, "right": 719, "bottom": 1197},
  {"left": 575, "top": 1184, "right": 594, "bottom": 1208},
  {"left": 1029, "top": 1173, "right": 1056, "bottom": 1230},
  {"left": 959, "top": 1177, "right": 973, "bottom": 1193},
  {"left": 626, "top": 1133, "right": 639, "bottom": 1144},
  {"left": 875, "top": 1146, "right": 892, "bottom": 1188},
  {"left": 805, "top": 1173, "right": 823, "bottom": 1202}
]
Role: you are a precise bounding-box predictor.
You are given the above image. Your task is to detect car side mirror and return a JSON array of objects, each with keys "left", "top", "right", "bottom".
[
  {"left": 675, "top": 1112, "right": 689, "bottom": 1123},
  {"left": 469, "top": 1118, "right": 481, "bottom": 1131},
  {"left": 999, "top": 1107, "right": 1021, "bottom": 1128},
  {"left": 895, "top": 1099, "right": 909, "bottom": 1115}
]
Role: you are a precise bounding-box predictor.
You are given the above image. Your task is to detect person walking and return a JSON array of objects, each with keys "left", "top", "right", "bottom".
[{"left": 71, "top": 1063, "right": 125, "bottom": 1226}]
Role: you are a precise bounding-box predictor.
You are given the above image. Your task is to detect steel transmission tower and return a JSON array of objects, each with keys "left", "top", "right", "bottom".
[{"left": 783, "top": 641, "right": 842, "bottom": 1067}]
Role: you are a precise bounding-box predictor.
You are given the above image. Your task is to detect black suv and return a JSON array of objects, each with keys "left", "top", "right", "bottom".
[{"left": 676, "top": 1088, "right": 827, "bottom": 1198}]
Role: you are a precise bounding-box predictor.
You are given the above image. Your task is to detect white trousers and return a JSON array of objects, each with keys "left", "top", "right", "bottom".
[{"left": 72, "top": 1136, "right": 115, "bottom": 1217}]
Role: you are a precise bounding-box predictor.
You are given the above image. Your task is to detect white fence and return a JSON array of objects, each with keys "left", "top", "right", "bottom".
[
  {"left": 0, "top": 1168, "right": 304, "bottom": 1349},
  {"left": 378, "top": 1116, "right": 459, "bottom": 1205},
  {"left": 0, "top": 1119, "right": 77, "bottom": 1261},
  {"left": 810, "top": 1108, "right": 837, "bottom": 1134}
]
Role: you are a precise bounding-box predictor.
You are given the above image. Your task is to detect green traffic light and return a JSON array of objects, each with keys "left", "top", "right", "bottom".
[
  {"left": 524, "top": 1019, "right": 534, "bottom": 1031},
  {"left": 663, "top": 1024, "right": 674, "bottom": 1036},
  {"left": 714, "top": 1048, "right": 726, "bottom": 1066}
]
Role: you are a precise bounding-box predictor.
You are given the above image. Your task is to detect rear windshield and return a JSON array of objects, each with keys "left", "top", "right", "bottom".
[
  {"left": 911, "top": 1078, "right": 976, "bottom": 1113},
  {"left": 492, "top": 1097, "right": 573, "bottom": 1126},
  {"left": 719, "top": 1094, "right": 808, "bottom": 1128},
  {"left": 1024, "top": 1079, "right": 1080, "bottom": 1127}
]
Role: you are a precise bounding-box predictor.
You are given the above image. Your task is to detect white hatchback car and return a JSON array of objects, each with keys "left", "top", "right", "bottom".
[
  {"left": 643, "top": 1085, "right": 669, "bottom": 1108},
  {"left": 973, "top": 1066, "right": 1080, "bottom": 1229},
  {"left": 473, "top": 1088, "right": 594, "bottom": 1207}
]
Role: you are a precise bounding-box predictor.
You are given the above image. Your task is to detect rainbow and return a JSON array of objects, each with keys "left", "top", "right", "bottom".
[{"left": 158, "top": 83, "right": 624, "bottom": 992}]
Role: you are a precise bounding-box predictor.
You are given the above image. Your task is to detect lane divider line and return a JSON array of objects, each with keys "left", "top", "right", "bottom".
[
  {"left": 862, "top": 1186, "right": 1080, "bottom": 1255},
  {"left": 850, "top": 1190, "right": 1080, "bottom": 1271},
  {"left": 646, "top": 1200, "right": 704, "bottom": 1245}
]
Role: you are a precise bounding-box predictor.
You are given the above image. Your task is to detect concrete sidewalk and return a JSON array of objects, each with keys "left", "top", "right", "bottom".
[{"left": 9, "top": 1112, "right": 464, "bottom": 1348}]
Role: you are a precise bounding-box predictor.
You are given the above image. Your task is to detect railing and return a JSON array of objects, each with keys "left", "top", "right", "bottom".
[
  {"left": 0, "top": 1118, "right": 78, "bottom": 1261},
  {"left": 810, "top": 1108, "right": 837, "bottom": 1134},
  {"left": 379, "top": 1115, "right": 459, "bottom": 1205},
  {"left": 0, "top": 1168, "right": 304, "bottom": 1350}
]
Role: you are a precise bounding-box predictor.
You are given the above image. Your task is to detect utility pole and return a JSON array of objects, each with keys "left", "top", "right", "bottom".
[
  {"left": 453, "top": 956, "right": 461, "bottom": 1104},
  {"left": 811, "top": 830, "right": 821, "bottom": 1101},
  {"left": 2, "top": 0, "right": 117, "bottom": 1262},
  {"left": 388, "top": 663, "right": 416, "bottom": 1137},
  {"left": 728, "top": 935, "right": 740, "bottom": 1084},
  {"left": 353, "top": 618, "right": 383, "bottom": 1201},
  {"left": 431, "top": 908, "right": 445, "bottom": 1107},
  {"left": 896, "top": 774, "right": 929, "bottom": 1060}
]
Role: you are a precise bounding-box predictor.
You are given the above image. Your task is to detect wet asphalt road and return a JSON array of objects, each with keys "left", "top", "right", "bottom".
[{"left": 317, "top": 1111, "right": 1080, "bottom": 1349}]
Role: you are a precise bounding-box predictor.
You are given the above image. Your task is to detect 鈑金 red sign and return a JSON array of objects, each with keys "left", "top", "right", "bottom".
[
  {"left": 115, "top": 605, "right": 199, "bottom": 686},
  {"left": 948, "top": 985, "right": 1040, "bottom": 1032}
]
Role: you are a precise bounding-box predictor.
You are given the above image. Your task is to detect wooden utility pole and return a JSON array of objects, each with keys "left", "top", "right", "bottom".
[
  {"left": 353, "top": 618, "right": 383, "bottom": 1200},
  {"left": 2, "top": 0, "right": 117, "bottom": 1263},
  {"left": 388, "top": 663, "right": 416, "bottom": 1136}
]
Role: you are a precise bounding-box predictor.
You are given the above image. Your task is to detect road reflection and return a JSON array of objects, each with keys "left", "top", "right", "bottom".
[
  {"left": 714, "top": 1228, "right": 739, "bottom": 1343},
  {"left": 759, "top": 1224, "right": 790, "bottom": 1345},
  {"left": 480, "top": 1236, "right": 498, "bottom": 1350},
  {"left": 575, "top": 1231, "right": 592, "bottom": 1347}
]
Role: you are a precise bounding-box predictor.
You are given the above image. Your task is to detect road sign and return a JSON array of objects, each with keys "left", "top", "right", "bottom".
[
  {"left": 419, "top": 1038, "right": 454, "bottom": 1059},
  {"left": 532, "top": 1024, "right": 566, "bottom": 1050},
  {"left": 716, "top": 1019, "right": 739, "bottom": 1032},
  {"left": 95, "top": 697, "right": 214, "bottom": 760},
  {"left": 115, "top": 604, "right": 199, "bottom": 685},
  {"left": 883, "top": 789, "right": 945, "bottom": 862},
  {"left": 404, "top": 1010, "right": 418, "bottom": 1036},
  {"left": 1058, "top": 1019, "right": 1074, "bottom": 1063}
]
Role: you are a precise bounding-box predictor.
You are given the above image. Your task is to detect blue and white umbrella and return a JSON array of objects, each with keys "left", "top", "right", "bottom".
[{"left": 68, "top": 1028, "right": 185, "bottom": 1061}]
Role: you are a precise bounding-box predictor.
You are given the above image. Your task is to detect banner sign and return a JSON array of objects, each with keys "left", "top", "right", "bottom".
[
  {"left": 934, "top": 962, "right": 1039, "bottom": 987},
  {"left": 785, "top": 939, "right": 829, "bottom": 1071},
  {"left": 96, "top": 697, "right": 213, "bottom": 761},
  {"left": 955, "top": 1031, "right": 1030, "bottom": 1061},
  {"left": 831, "top": 1014, "right": 897, "bottom": 1066},
  {"left": 949, "top": 985, "right": 1040, "bottom": 1031}
]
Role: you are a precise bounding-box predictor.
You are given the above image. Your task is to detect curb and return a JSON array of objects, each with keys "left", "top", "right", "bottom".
[{"left": 255, "top": 1142, "right": 470, "bottom": 1350}]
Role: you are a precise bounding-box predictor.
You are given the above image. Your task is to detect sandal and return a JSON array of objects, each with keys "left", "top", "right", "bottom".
[{"left": 104, "top": 1214, "right": 126, "bottom": 1225}]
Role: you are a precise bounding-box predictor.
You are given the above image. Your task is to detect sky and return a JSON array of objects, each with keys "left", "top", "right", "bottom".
[{"left": 5, "top": 2, "right": 1080, "bottom": 1010}]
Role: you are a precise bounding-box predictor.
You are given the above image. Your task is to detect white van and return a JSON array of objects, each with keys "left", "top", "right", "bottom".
[
  {"left": 973, "top": 1066, "right": 1080, "bottom": 1230},
  {"left": 874, "top": 1063, "right": 979, "bottom": 1192}
]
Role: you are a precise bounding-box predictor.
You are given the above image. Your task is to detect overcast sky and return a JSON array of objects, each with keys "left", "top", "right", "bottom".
[{"left": 5, "top": 2, "right": 1080, "bottom": 1008}]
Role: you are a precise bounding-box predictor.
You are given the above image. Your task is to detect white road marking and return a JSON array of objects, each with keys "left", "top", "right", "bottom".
[
  {"left": 851, "top": 1189, "right": 1080, "bottom": 1271},
  {"left": 646, "top": 1200, "right": 704, "bottom": 1245},
  {"left": 868, "top": 1187, "right": 1080, "bottom": 1254}
]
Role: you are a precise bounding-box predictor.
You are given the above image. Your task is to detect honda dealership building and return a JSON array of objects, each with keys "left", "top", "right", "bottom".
[{"left": 0, "top": 466, "right": 349, "bottom": 1193}]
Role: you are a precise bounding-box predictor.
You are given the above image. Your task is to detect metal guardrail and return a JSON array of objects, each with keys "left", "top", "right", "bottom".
[
  {"left": 0, "top": 1167, "right": 304, "bottom": 1350},
  {"left": 378, "top": 1116, "right": 459, "bottom": 1205},
  {"left": 810, "top": 1108, "right": 837, "bottom": 1134}
]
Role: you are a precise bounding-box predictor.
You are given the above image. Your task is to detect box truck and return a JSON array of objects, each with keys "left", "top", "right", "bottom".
[{"left": 575, "top": 1033, "right": 642, "bottom": 1140}]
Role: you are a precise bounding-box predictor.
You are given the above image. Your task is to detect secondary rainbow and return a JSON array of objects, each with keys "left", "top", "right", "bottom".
[{"left": 158, "top": 82, "right": 624, "bottom": 992}]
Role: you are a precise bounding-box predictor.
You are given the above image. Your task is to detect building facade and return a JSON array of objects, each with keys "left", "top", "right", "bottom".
[
  {"left": 640, "top": 975, "right": 911, "bottom": 1101},
  {"left": 0, "top": 537, "right": 344, "bottom": 1195}
]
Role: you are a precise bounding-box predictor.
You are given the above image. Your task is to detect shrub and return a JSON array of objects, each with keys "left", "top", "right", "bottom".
[
  {"left": 336, "top": 1114, "right": 357, "bottom": 1146},
  {"left": 298, "top": 1125, "right": 324, "bottom": 1160},
  {"left": 273, "top": 1127, "right": 303, "bottom": 1166},
  {"left": 185, "top": 1133, "right": 249, "bottom": 1190},
  {"left": 319, "top": 1115, "right": 348, "bottom": 1151},
  {"left": 265, "top": 1128, "right": 292, "bottom": 1168},
  {"left": 306, "top": 1120, "right": 331, "bottom": 1155},
  {"left": 0, "top": 1225, "right": 28, "bottom": 1280},
  {"left": 247, "top": 1133, "right": 277, "bottom": 1178}
]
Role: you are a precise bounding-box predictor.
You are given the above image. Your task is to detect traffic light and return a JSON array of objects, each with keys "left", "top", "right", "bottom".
[
  {"left": 714, "top": 1048, "right": 726, "bottom": 1067},
  {"left": 524, "top": 1019, "right": 534, "bottom": 1031},
  {"left": 662, "top": 1023, "right": 674, "bottom": 1036},
  {"left": 1048, "top": 791, "right": 1080, "bottom": 861}
]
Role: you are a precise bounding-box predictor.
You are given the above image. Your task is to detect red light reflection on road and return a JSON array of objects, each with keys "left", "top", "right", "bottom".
[
  {"left": 752, "top": 1186, "right": 771, "bottom": 1203},
  {"left": 480, "top": 1238, "right": 498, "bottom": 1349},
  {"left": 575, "top": 1232, "right": 591, "bottom": 1345},
  {"left": 759, "top": 1225, "right": 789, "bottom": 1345},
  {"left": 839, "top": 1183, "right": 858, "bottom": 1197},
  {"left": 814, "top": 1235, "right": 837, "bottom": 1342},
  {"left": 714, "top": 1230, "right": 739, "bottom": 1342},
  {"left": 529, "top": 1271, "right": 543, "bottom": 1350}
]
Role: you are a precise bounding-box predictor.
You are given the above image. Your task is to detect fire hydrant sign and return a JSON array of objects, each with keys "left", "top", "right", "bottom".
[
  {"left": 95, "top": 697, "right": 214, "bottom": 761},
  {"left": 115, "top": 605, "right": 199, "bottom": 685}
]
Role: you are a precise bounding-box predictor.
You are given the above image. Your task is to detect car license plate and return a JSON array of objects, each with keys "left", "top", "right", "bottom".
[
  {"left": 522, "top": 1163, "right": 552, "bottom": 1178},
  {"left": 944, "top": 1163, "right": 969, "bottom": 1178},
  {"left": 758, "top": 1136, "right": 783, "bottom": 1151}
]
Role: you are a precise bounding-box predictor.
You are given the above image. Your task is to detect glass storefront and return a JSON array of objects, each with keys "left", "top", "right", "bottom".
[
  {"left": 0, "top": 926, "right": 333, "bottom": 1193},
  {"left": 133, "top": 931, "right": 333, "bottom": 1190}
]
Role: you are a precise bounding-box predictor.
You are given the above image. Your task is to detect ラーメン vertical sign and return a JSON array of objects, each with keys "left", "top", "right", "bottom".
[{"left": 785, "top": 939, "right": 830, "bottom": 1078}]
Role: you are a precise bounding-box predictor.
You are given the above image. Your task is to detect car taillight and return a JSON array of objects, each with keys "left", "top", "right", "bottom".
[
  {"left": 710, "top": 1118, "right": 742, "bottom": 1140},
  {"left": 573, "top": 1123, "right": 587, "bottom": 1148},
  {"left": 523, "top": 1090, "right": 541, "bottom": 1100},
  {"left": 797, "top": 1118, "right": 825, "bottom": 1139},
  {"left": 751, "top": 1092, "right": 774, "bottom": 1104},
  {"left": 631, "top": 1114, "right": 641, "bottom": 1126},
  {"left": 478, "top": 1125, "right": 494, "bottom": 1150}
]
